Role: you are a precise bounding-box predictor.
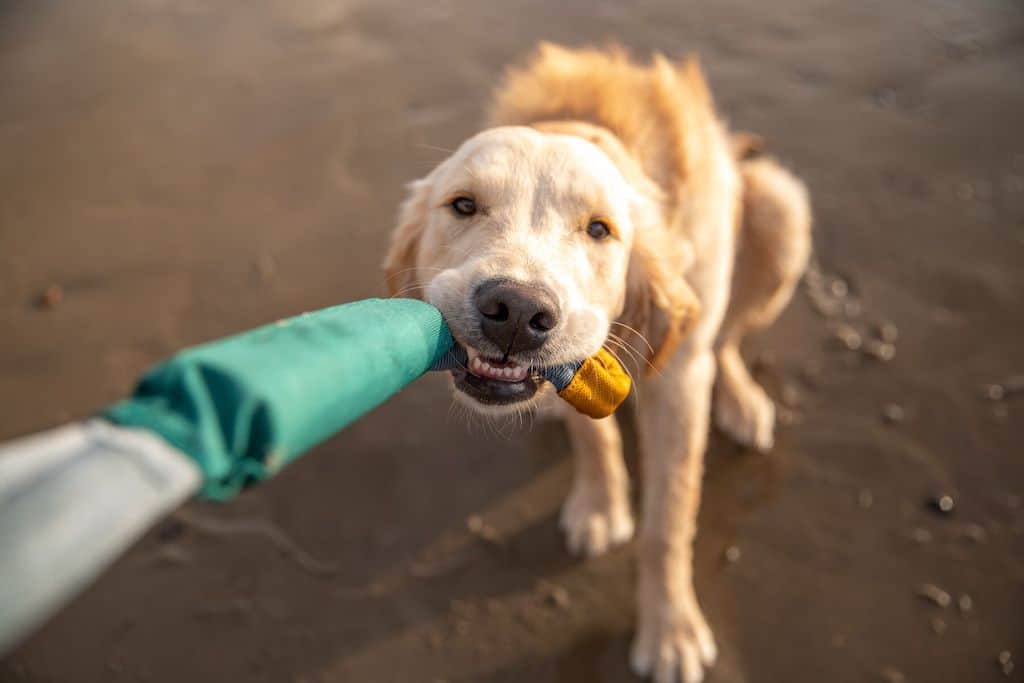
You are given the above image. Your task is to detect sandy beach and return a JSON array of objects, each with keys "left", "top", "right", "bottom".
[{"left": 1, "top": 0, "right": 1022, "bottom": 681}]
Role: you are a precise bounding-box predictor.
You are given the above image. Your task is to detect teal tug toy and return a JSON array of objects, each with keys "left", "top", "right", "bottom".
[
  {"left": 0, "top": 298, "right": 630, "bottom": 654},
  {"left": 105, "top": 298, "right": 631, "bottom": 501}
]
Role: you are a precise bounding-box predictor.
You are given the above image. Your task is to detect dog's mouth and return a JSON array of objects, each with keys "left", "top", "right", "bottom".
[{"left": 452, "top": 346, "right": 540, "bottom": 406}]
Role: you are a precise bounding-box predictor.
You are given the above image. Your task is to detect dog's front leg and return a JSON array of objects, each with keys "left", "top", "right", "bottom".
[
  {"left": 631, "top": 346, "right": 717, "bottom": 683},
  {"left": 560, "top": 411, "right": 634, "bottom": 557}
]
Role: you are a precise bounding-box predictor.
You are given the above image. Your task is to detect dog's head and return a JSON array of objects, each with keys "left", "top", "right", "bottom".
[{"left": 384, "top": 124, "right": 699, "bottom": 415}]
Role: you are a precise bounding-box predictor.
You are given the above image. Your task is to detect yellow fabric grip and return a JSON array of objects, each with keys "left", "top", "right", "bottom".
[{"left": 557, "top": 348, "right": 632, "bottom": 419}]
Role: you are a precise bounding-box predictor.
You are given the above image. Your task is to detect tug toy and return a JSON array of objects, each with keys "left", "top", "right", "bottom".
[
  {"left": 0, "top": 298, "right": 630, "bottom": 653},
  {"left": 106, "top": 298, "right": 631, "bottom": 500}
]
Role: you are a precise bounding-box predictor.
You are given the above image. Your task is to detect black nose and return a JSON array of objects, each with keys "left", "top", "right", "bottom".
[{"left": 473, "top": 279, "right": 560, "bottom": 355}]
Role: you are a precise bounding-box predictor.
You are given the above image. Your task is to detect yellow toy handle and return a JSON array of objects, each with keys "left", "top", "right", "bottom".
[{"left": 556, "top": 348, "right": 633, "bottom": 418}]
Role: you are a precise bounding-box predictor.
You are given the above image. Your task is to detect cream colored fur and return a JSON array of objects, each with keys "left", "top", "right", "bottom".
[{"left": 383, "top": 43, "right": 811, "bottom": 683}]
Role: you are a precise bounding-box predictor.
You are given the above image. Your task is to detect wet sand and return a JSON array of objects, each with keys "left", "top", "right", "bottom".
[{"left": 1, "top": 1, "right": 1023, "bottom": 681}]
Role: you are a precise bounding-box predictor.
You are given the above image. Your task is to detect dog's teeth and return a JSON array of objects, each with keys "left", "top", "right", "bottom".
[{"left": 464, "top": 351, "right": 529, "bottom": 381}]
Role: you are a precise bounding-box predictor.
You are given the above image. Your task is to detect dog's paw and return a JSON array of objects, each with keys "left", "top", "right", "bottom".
[
  {"left": 630, "top": 596, "right": 717, "bottom": 683},
  {"left": 559, "top": 485, "right": 634, "bottom": 557},
  {"left": 714, "top": 382, "right": 776, "bottom": 453}
]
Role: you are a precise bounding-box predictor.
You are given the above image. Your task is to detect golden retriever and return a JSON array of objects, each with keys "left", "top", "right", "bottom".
[{"left": 384, "top": 43, "right": 811, "bottom": 683}]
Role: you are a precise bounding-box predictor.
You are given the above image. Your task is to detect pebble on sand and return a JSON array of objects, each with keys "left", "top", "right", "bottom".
[
  {"left": 879, "top": 667, "right": 906, "bottom": 683},
  {"left": 155, "top": 544, "right": 192, "bottom": 566},
  {"left": 928, "top": 495, "right": 955, "bottom": 516},
  {"left": 877, "top": 322, "right": 899, "bottom": 343},
  {"left": 541, "top": 583, "right": 570, "bottom": 609},
  {"left": 998, "top": 650, "right": 1014, "bottom": 676},
  {"left": 810, "top": 294, "right": 843, "bottom": 317},
  {"left": 725, "top": 545, "right": 742, "bottom": 563},
  {"left": 829, "top": 278, "right": 849, "bottom": 298},
  {"left": 864, "top": 339, "right": 896, "bottom": 362},
  {"left": 35, "top": 284, "right": 63, "bottom": 310},
  {"left": 917, "top": 583, "right": 952, "bottom": 608},
  {"left": 909, "top": 528, "right": 933, "bottom": 544},
  {"left": 956, "top": 523, "right": 987, "bottom": 544},
  {"left": 882, "top": 403, "right": 905, "bottom": 423},
  {"left": 985, "top": 384, "right": 1006, "bottom": 401},
  {"left": 830, "top": 323, "right": 862, "bottom": 351},
  {"left": 957, "top": 594, "right": 973, "bottom": 613},
  {"left": 985, "top": 376, "right": 1024, "bottom": 401},
  {"left": 466, "top": 515, "right": 502, "bottom": 545}
]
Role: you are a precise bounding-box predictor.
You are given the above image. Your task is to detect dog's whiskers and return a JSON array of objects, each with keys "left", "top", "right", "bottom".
[
  {"left": 602, "top": 341, "right": 641, "bottom": 412},
  {"left": 414, "top": 143, "right": 456, "bottom": 155},
  {"left": 607, "top": 332, "right": 651, "bottom": 371},
  {"left": 606, "top": 332, "right": 642, "bottom": 366},
  {"left": 610, "top": 321, "right": 655, "bottom": 356},
  {"left": 389, "top": 283, "right": 431, "bottom": 299}
]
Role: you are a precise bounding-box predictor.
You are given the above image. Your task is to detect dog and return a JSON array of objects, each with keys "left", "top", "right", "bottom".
[{"left": 383, "top": 43, "right": 811, "bottom": 683}]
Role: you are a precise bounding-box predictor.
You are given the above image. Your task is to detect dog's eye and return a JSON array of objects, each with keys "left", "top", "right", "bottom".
[
  {"left": 586, "top": 220, "right": 611, "bottom": 240},
  {"left": 451, "top": 197, "right": 477, "bottom": 217}
]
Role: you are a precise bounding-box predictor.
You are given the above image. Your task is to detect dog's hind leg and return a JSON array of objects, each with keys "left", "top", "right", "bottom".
[{"left": 714, "top": 157, "right": 811, "bottom": 452}]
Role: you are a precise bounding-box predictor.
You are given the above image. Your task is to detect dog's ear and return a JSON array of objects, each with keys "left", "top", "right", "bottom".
[
  {"left": 383, "top": 177, "right": 432, "bottom": 297},
  {"left": 619, "top": 229, "right": 701, "bottom": 373}
]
